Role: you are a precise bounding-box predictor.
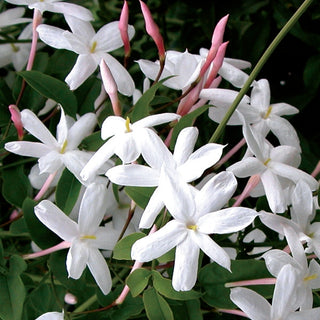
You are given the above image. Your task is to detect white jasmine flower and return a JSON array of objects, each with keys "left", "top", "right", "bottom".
[
  {"left": 5, "top": 0, "right": 93, "bottom": 21},
  {"left": 36, "top": 15, "right": 135, "bottom": 93},
  {"left": 0, "top": 7, "right": 32, "bottom": 28},
  {"left": 262, "top": 226, "right": 320, "bottom": 310},
  {"left": 80, "top": 113, "right": 180, "bottom": 181},
  {"left": 34, "top": 183, "right": 119, "bottom": 295},
  {"left": 200, "top": 79, "right": 301, "bottom": 151},
  {"left": 131, "top": 169, "right": 258, "bottom": 291},
  {"left": 227, "top": 115, "right": 318, "bottom": 213},
  {"left": 230, "top": 264, "right": 320, "bottom": 320},
  {"left": 106, "top": 126, "right": 225, "bottom": 229},
  {"left": 35, "top": 311, "right": 63, "bottom": 320},
  {"left": 5, "top": 108, "right": 97, "bottom": 174}
]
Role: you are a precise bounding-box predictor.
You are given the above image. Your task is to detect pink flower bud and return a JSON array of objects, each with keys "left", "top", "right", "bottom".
[
  {"left": 139, "top": 0, "right": 165, "bottom": 59},
  {"left": 119, "top": 1, "right": 131, "bottom": 58},
  {"left": 9, "top": 104, "right": 24, "bottom": 140},
  {"left": 99, "top": 59, "right": 121, "bottom": 116}
]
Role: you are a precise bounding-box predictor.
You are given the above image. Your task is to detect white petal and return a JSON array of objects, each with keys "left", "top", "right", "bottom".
[
  {"left": 270, "top": 145, "right": 301, "bottom": 167},
  {"left": 270, "top": 162, "right": 319, "bottom": 191},
  {"left": 92, "top": 226, "right": 119, "bottom": 250},
  {"left": 230, "top": 287, "right": 271, "bottom": 320},
  {"left": 56, "top": 108, "right": 68, "bottom": 145},
  {"left": 66, "top": 241, "right": 88, "bottom": 279},
  {"left": 159, "top": 165, "right": 196, "bottom": 222},
  {"left": 250, "top": 79, "right": 270, "bottom": 112},
  {"left": 271, "top": 102, "right": 299, "bottom": 116},
  {"left": 227, "top": 157, "right": 265, "bottom": 178},
  {"left": 80, "top": 137, "right": 117, "bottom": 181},
  {"left": 131, "top": 220, "right": 187, "bottom": 261},
  {"left": 38, "top": 150, "right": 63, "bottom": 174},
  {"left": 78, "top": 183, "right": 108, "bottom": 234},
  {"left": 197, "top": 207, "right": 258, "bottom": 234},
  {"left": 65, "top": 55, "right": 97, "bottom": 90},
  {"left": 106, "top": 164, "right": 160, "bottom": 187},
  {"left": 178, "top": 143, "right": 224, "bottom": 182},
  {"left": 288, "top": 309, "right": 320, "bottom": 320},
  {"left": 37, "top": 24, "right": 73, "bottom": 51},
  {"left": 67, "top": 112, "right": 97, "bottom": 149},
  {"left": 195, "top": 171, "right": 237, "bottom": 216},
  {"left": 5, "top": 141, "right": 51, "bottom": 158},
  {"left": 133, "top": 113, "right": 180, "bottom": 129},
  {"left": 34, "top": 200, "right": 78, "bottom": 242},
  {"left": 114, "top": 133, "right": 140, "bottom": 163},
  {"left": 260, "top": 169, "right": 287, "bottom": 213},
  {"left": 101, "top": 116, "right": 126, "bottom": 140},
  {"left": 139, "top": 188, "right": 164, "bottom": 229},
  {"left": 192, "top": 232, "right": 230, "bottom": 270},
  {"left": 271, "top": 264, "right": 299, "bottom": 319},
  {"left": 21, "top": 109, "right": 58, "bottom": 146},
  {"left": 172, "top": 235, "right": 200, "bottom": 291},
  {"left": 87, "top": 248, "right": 112, "bottom": 295},
  {"left": 64, "top": 15, "right": 95, "bottom": 37},
  {"left": 173, "top": 127, "right": 198, "bottom": 166},
  {"left": 218, "top": 61, "right": 250, "bottom": 88}
]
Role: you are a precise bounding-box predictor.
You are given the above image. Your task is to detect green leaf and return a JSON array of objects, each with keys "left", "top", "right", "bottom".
[
  {"left": 18, "top": 71, "right": 77, "bottom": 118},
  {"left": 170, "top": 299, "right": 203, "bottom": 320},
  {"left": 130, "top": 77, "right": 173, "bottom": 122},
  {"left": 124, "top": 186, "right": 156, "bottom": 209},
  {"left": 2, "top": 165, "right": 32, "bottom": 207},
  {"left": 198, "top": 259, "right": 273, "bottom": 309},
  {"left": 0, "top": 255, "right": 26, "bottom": 320},
  {"left": 80, "top": 131, "right": 105, "bottom": 151},
  {"left": 143, "top": 287, "right": 174, "bottom": 320},
  {"left": 170, "top": 104, "right": 210, "bottom": 150},
  {"left": 126, "top": 268, "right": 151, "bottom": 297},
  {"left": 303, "top": 54, "right": 320, "bottom": 90},
  {"left": 23, "top": 197, "right": 60, "bottom": 249},
  {"left": 152, "top": 271, "right": 202, "bottom": 301},
  {"left": 112, "top": 232, "right": 146, "bottom": 260},
  {"left": 55, "top": 168, "right": 82, "bottom": 215}
]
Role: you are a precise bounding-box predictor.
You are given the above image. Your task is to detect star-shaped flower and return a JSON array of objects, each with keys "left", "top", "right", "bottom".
[
  {"left": 0, "top": 7, "right": 32, "bottom": 28},
  {"left": 131, "top": 169, "right": 259, "bottom": 291},
  {"left": 5, "top": 108, "right": 97, "bottom": 174},
  {"left": 80, "top": 113, "right": 180, "bottom": 181},
  {"left": 36, "top": 15, "right": 135, "bottom": 93},
  {"left": 34, "top": 183, "right": 119, "bottom": 294},
  {"left": 106, "top": 126, "right": 225, "bottom": 228}
]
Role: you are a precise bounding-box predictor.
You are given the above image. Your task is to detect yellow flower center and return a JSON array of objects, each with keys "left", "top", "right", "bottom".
[
  {"left": 125, "top": 116, "right": 132, "bottom": 133},
  {"left": 187, "top": 224, "right": 197, "bottom": 231},
  {"left": 60, "top": 140, "right": 68, "bottom": 154},
  {"left": 263, "top": 106, "right": 272, "bottom": 119},
  {"left": 80, "top": 235, "right": 97, "bottom": 240},
  {"left": 304, "top": 274, "right": 318, "bottom": 282},
  {"left": 263, "top": 158, "right": 271, "bottom": 166},
  {"left": 90, "top": 41, "right": 97, "bottom": 53}
]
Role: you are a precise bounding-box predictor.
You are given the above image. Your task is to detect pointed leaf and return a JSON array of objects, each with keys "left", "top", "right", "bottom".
[
  {"left": 124, "top": 186, "right": 156, "bottom": 209},
  {"left": 113, "top": 232, "right": 146, "bottom": 260},
  {"left": 126, "top": 268, "right": 152, "bottom": 297}
]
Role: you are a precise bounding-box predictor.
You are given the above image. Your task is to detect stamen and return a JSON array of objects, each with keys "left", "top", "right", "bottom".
[
  {"left": 304, "top": 274, "right": 318, "bottom": 282},
  {"left": 263, "top": 158, "right": 271, "bottom": 166},
  {"left": 10, "top": 43, "right": 20, "bottom": 53},
  {"left": 80, "top": 235, "right": 96, "bottom": 240},
  {"left": 263, "top": 106, "right": 272, "bottom": 119},
  {"left": 187, "top": 224, "right": 197, "bottom": 231},
  {"left": 90, "top": 41, "right": 97, "bottom": 53},
  {"left": 60, "top": 140, "right": 68, "bottom": 154},
  {"left": 125, "top": 117, "right": 132, "bottom": 132}
]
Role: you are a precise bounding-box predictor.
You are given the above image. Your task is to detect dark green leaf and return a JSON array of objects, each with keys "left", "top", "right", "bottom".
[
  {"left": 152, "top": 271, "right": 202, "bottom": 301},
  {"left": 126, "top": 268, "right": 151, "bottom": 297},
  {"left": 124, "top": 186, "right": 156, "bottom": 209},
  {"left": 170, "top": 299, "right": 203, "bottom": 320},
  {"left": 143, "top": 287, "right": 174, "bottom": 320},
  {"left": 80, "top": 131, "right": 104, "bottom": 151},
  {"left": 55, "top": 168, "right": 82, "bottom": 215},
  {"left": 2, "top": 165, "right": 32, "bottom": 207},
  {"left": 198, "top": 259, "right": 273, "bottom": 309},
  {"left": 113, "top": 232, "right": 146, "bottom": 260},
  {"left": 18, "top": 71, "right": 77, "bottom": 118}
]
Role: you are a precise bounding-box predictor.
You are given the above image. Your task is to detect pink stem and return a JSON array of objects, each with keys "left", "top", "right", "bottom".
[
  {"left": 311, "top": 160, "right": 320, "bottom": 178},
  {"left": 34, "top": 171, "right": 58, "bottom": 201},
  {"left": 225, "top": 277, "right": 276, "bottom": 288},
  {"left": 115, "top": 224, "right": 158, "bottom": 305},
  {"left": 23, "top": 240, "right": 71, "bottom": 259},
  {"left": 232, "top": 174, "right": 260, "bottom": 207},
  {"left": 217, "top": 309, "right": 249, "bottom": 318}
]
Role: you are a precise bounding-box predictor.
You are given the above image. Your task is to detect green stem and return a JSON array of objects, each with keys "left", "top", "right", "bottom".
[{"left": 208, "top": 0, "right": 314, "bottom": 143}]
